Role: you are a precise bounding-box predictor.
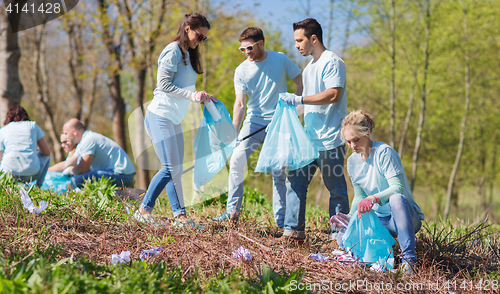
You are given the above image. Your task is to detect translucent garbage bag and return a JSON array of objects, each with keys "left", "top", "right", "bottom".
[
  {"left": 255, "top": 98, "right": 318, "bottom": 173},
  {"left": 40, "top": 171, "right": 72, "bottom": 194},
  {"left": 342, "top": 210, "right": 396, "bottom": 270},
  {"left": 193, "top": 101, "right": 237, "bottom": 189}
]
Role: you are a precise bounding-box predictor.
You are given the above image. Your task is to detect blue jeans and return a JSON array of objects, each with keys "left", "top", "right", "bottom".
[
  {"left": 141, "top": 111, "right": 186, "bottom": 217},
  {"left": 379, "top": 193, "right": 422, "bottom": 264},
  {"left": 71, "top": 170, "right": 135, "bottom": 188},
  {"left": 16, "top": 152, "right": 51, "bottom": 187},
  {"left": 227, "top": 122, "right": 286, "bottom": 226},
  {"left": 284, "top": 145, "right": 349, "bottom": 232}
]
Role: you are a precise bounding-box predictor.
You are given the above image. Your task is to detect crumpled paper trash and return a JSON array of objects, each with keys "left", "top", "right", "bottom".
[
  {"left": 308, "top": 252, "right": 330, "bottom": 262},
  {"left": 111, "top": 251, "right": 131, "bottom": 264},
  {"left": 232, "top": 246, "right": 252, "bottom": 261},
  {"left": 139, "top": 247, "right": 162, "bottom": 261},
  {"left": 369, "top": 258, "right": 395, "bottom": 272},
  {"left": 20, "top": 187, "right": 48, "bottom": 214}
]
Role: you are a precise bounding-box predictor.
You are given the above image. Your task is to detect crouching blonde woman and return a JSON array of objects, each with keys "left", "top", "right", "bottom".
[{"left": 333, "top": 110, "right": 425, "bottom": 273}]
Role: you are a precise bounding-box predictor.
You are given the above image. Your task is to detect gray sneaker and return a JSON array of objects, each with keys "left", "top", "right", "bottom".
[{"left": 212, "top": 212, "right": 239, "bottom": 222}]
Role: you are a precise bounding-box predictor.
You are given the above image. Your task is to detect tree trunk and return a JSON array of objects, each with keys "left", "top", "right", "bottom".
[
  {"left": 389, "top": 0, "right": 396, "bottom": 147},
  {"left": 33, "top": 26, "right": 63, "bottom": 162},
  {"left": 134, "top": 67, "right": 150, "bottom": 189},
  {"left": 0, "top": 7, "right": 24, "bottom": 126},
  {"left": 327, "top": 0, "right": 335, "bottom": 48},
  {"left": 410, "top": 1, "right": 431, "bottom": 191},
  {"left": 444, "top": 4, "right": 470, "bottom": 221},
  {"left": 398, "top": 68, "right": 418, "bottom": 157},
  {"left": 108, "top": 74, "right": 127, "bottom": 151},
  {"left": 98, "top": 0, "right": 127, "bottom": 151},
  {"left": 341, "top": 1, "right": 354, "bottom": 55}
]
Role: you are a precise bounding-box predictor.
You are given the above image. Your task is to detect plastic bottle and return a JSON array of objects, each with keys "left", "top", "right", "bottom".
[{"left": 204, "top": 100, "right": 222, "bottom": 121}]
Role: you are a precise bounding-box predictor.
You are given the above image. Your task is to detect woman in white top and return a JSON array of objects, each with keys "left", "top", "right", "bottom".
[
  {"left": 333, "top": 110, "right": 425, "bottom": 273},
  {"left": 133, "top": 13, "right": 216, "bottom": 228},
  {"left": 0, "top": 105, "right": 51, "bottom": 186}
]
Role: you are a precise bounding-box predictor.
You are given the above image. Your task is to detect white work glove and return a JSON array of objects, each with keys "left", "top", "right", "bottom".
[{"left": 279, "top": 92, "right": 303, "bottom": 107}]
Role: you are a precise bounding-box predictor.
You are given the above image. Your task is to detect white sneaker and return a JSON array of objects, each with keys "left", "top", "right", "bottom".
[{"left": 133, "top": 210, "right": 166, "bottom": 226}]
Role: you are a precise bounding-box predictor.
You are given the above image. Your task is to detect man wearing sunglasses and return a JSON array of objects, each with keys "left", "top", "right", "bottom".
[
  {"left": 213, "top": 27, "right": 303, "bottom": 228},
  {"left": 279, "top": 18, "right": 349, "bottom": 241}
]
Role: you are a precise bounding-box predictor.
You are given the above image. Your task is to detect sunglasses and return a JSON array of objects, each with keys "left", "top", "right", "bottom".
[
  {"left": 192, "top": 29, "right": 208, "bottom": 42},
  {"left": 239, "top": 41, "right": 259, "bottom": 53}
]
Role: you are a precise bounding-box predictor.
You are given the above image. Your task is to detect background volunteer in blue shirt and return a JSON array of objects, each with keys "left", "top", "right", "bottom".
[
  {"left": 333, "top": 109, "right": 425, "bottom": 273},
  {"left": 213, "top": 27, "right": 303, "bottom": 226},
  {"left": 0, "top": 105, "right": 51, "bottom": 187},
  {"left": 134, "top": 13, "right": 216, "bottom": 228},
  {"left": 44, "top": 134, "right": 80, "bottom": 193},
  {"left": 280, "top": 18, "right": 349, "bottom": 240},
  {"left": 53, "top": 118, "right": 136, "bottom": 189}
]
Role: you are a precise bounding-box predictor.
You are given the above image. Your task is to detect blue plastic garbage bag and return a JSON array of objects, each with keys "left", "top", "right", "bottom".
[
  {"left": 193, "top": 101, "right": 237, "bottom": 189},
  {"left": 255, "top": 98, "right": 318, "bottom": 173},
  {"left": 342, "top": 210, "right": 396, "bottom": 271},
  {"left": 40, "top": 171, "right": 72, "bottom": 194}
]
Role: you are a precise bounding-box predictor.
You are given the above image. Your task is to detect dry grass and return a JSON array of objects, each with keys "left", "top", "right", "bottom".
[{"left": 1, "top": 199, "right": 499, "bottom": 294}]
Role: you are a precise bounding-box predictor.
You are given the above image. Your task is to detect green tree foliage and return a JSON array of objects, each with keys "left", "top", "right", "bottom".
[{"left": 346, "top": 0, "right": 500, "bottom": 220}]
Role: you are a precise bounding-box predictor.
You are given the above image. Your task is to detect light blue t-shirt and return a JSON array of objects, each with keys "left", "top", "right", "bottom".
[
  {"left": 73, "top": 131, "right": 136, "bottom": 175},
  {"left": 0, "top": 121, "right": 45, "bottom": 176},
  {"left": 347, "top": 141, "right": 424, "bottom": 220},
  {"left": 148, "top": 42, "right": 197, "bottom": 125},
  {"left": 234, "top": 51, "right": 302, "bottom": 125},
  {"left": 303, "top": 50, "right": 347, "bottom": 151}
]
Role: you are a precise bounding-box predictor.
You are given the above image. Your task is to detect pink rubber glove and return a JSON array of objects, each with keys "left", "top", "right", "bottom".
[{"left": 357, "top": 196, "right": 376, "bottom": 218}]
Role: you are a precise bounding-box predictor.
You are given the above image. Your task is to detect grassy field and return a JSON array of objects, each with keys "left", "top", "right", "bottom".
[{"left": 0, "top": 175, "right": 499, "bottom": 293}]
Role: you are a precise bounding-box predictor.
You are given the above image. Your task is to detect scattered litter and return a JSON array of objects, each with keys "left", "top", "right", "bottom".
[
  {"left": 20, "top": 187, "right": 48, "bottom": 214},
  {"left": 369, "top": 258, "right": 395, "bottom": 272},
  {"left": 332, "top": 251, "right": 358, "bottom": 264},
  {"left": 139, "top": 247, "right": 162, "bottom": 261},
  {"left": 111, "top": 251, "right": 131, "bottom": 264},
  {"left": 124, "top": 205, "right": 130, "bottom": 215},
  {"left": 232, "top": 246, "right": 252, "bottom": 261},
  {"left": 308, "top": 252, "right": 329, "bottom": 262},
  {"left": 331, "top": 249, "right": 344, "bottom": 255},
  {"left": 370, "top": 261, "right": 384, "bottom": 272}
]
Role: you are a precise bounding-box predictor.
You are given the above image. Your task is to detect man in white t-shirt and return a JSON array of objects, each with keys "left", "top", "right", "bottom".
[
  {"left": 280, "top": 18, "right": 349, "bottom": 240},
  {"left": 213, "top": 27, "right": 303, "bottom": 227},
  {"left": 50, "top": 118, "right": 136, "bottom": 188}
]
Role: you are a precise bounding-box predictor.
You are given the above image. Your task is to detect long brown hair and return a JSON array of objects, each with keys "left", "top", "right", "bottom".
[
  {"left": 173, "top": 13, "right": 210, "bottom": 74},
  {"left": 4, "top": 105, "right": 30, "bottom": 125}
]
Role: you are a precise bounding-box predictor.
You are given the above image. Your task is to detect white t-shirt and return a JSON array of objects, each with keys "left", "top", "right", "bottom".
[
  {"left": 0, "top": 121, "right": 45, "bottom": 176},
  {"left": 148, "top": 42, "right": 197, "bottom": 125},
  {"left": 302, "top": 50, "right": 347, "bottom": 151},
  {"left": 234, "top": 51, "right": 302, "bottom": 126},
  {"left": 347, "top": 141, "right": 424, "bottom": 220}
]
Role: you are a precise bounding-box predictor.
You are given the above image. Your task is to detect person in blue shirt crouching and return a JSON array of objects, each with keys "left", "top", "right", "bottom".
[{"left": 50, "top": 118, "right": 135, "bottom": 189}]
